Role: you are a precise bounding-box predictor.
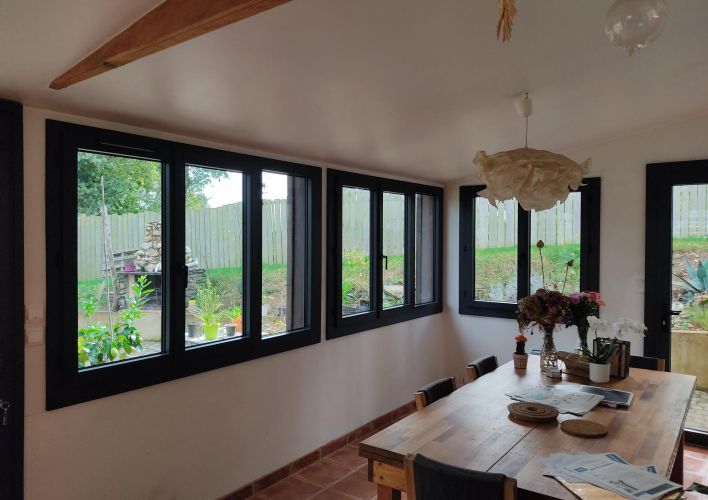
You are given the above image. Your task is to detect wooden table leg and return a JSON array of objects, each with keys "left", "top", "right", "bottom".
[
  {"left": 376, "top": 484, "right": 401, "bottom": 500},
  {"left": 670, "top": 430, "right": 684, "bottom": 485}
]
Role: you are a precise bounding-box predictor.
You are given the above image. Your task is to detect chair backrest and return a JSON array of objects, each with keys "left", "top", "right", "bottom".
[
  {"left": 414, "top": 377, "right": 456, "bottom": 410},
  {"left": 466, "top": 355, "right": 499, "bottom": 382},
  {"left": 630, "top": 355, "right": 666, "bottom": 371},
  {"left": 404, "top": 453, "right": 517, "bottom": 500}
]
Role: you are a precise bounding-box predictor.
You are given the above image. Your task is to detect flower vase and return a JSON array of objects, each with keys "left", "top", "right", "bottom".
[
  {"left": 576, "top": 325, "right": 589, "bottom": 355},
  {"left": 540, "top": 326, "right": 559, "bottom": 371}
]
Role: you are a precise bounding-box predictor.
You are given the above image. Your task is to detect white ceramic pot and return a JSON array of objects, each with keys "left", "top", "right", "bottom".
[{"left": 589, "top": 362, "right": 611, "bottom": 383}]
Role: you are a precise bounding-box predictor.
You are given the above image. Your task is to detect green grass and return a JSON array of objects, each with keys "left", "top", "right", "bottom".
[
  {"left": 474, "top": 243, "right": 581, "bottom": 301},
  {"left": 673, "top": 236, "right": 708, "bottom": 253}
]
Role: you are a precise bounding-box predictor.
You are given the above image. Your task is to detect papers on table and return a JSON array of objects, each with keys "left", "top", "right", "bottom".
[
  {"left": 506, "top": 385, "right": 605, "bottom": 415},
  {"left": 544, "top": 453, "right": 682, "bottom": 500}
]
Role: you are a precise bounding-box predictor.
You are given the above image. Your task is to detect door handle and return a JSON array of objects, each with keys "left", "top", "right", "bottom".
[
  {"left": 662, "top": 307, "right": 680, "bottom": 327},
  {"left": 381, "top": 254, "right": 388, "bottom": 270}
]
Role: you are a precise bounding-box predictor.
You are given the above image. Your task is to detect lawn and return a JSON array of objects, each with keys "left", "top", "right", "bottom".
[{"left": 474, "top": 243, "right": 581, "bottom": 301}]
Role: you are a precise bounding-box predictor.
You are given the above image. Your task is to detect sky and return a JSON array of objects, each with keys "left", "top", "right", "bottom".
[{"left": 202, "top": 171, "right": 288, "bottom": 207}]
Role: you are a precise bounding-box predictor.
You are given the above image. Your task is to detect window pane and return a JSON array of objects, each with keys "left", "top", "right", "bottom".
[
  {"left": 415, "top": 193, "right": 435, "bottom": 304},
  {"left": 262, "top": 172, "right": 307, "bottom": 336},
  {"left": 474, "top": 197, "right": 518, "bottom": 302},
  {"left": 383, "top": 192, "right": 406, "bottom": 309},
  {"left": 342, "top": 187, "right": 372, "bottom": 316},
  {"left": 530, "top": 192, "right": 581, "bottom": 293},
  {"left": 184, "top": 166, "right": 244, "bottom": 346},
  {"left": 77, "top": 151, "right": 163, "bottom": 368}
]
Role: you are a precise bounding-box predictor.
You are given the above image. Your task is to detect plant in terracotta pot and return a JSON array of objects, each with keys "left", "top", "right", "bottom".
[
  {"left": 223, "top": 305, "right": 242, "bottom": 337},
  {"left": 582, "top": 316, "right": 647, "bottom": 383},
  {"left": 513, "top": 333, "right": 528, "bottom": 369},
  {"left": 193, "top": 282, "right": 223, "bottom": 341}
]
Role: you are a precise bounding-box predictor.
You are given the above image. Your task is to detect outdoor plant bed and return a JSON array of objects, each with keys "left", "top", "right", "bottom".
[{"left": 672, "top": 329, "right": 708, "bottom": 390}]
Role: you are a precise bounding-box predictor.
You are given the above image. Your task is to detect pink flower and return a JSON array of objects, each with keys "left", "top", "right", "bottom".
[{"left": 588, "top": 291, "right": 600, "bottom": 301}]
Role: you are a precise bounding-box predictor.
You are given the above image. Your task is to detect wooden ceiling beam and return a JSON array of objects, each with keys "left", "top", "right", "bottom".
[{"left": 49, "top": 0, "right": 293, "bottom": 90}]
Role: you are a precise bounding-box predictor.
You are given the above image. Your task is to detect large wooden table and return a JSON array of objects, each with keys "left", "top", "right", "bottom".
[{"left": 360, "top": 356, "right": 695, "bottom": 499}]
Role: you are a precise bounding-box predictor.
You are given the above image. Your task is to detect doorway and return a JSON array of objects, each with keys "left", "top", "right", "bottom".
[{"left": 645, "top": 160, "right": 708, "bottom": 444}]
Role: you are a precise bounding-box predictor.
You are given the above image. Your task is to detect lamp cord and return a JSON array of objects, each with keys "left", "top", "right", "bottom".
[{"left": 525, "top": 115, "right": 528, "bottom": 148}]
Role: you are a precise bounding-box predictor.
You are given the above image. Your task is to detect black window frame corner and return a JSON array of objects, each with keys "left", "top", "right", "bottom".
[
  {"left": 45, "top": 120, "right": 322, "bottom": 410},
  {"left": 326, "top": 169, "right": 443, "bottom": 340},
  {"left": 458, "top": 177, "right": 601, "bottom": 320}
]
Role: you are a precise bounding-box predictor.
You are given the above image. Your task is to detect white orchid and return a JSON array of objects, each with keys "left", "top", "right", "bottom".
[
  {"left": 612, "top": 318, "right": 647, "bottom": 337},
  {"left": 587, "top": 315, "right": 609, "bottom": 332}
]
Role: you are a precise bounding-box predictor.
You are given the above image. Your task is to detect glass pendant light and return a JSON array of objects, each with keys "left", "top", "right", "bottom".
[{"left": 605, "top": 0, "right": 667, "bottom": 55}]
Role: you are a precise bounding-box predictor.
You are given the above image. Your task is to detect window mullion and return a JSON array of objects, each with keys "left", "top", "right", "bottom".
[
  {"left": 246, "top": 169, "right": 262, "bottom": 341},
  {"left": 374, "top": 186, "right": 383, "bottom": 317},
  {"left": 517, "top": 205, "right": 531, "bottom": 299},
  {"left": 170, "top": 149, "right": 186, "bottom": 365},
  {"left": 405, "top": 192, "right": 415, "bottom": 307}
]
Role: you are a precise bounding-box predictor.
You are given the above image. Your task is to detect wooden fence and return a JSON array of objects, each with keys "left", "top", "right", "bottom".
[
  {"left": 672, "top": 184, "right": 708, "bottom": 238},
  {"left": 78, "top": 191, "right": 406, "bottom": 280},
  {"left": 475, "top": 193, "right": 582, "bottom": 248},
  {"left": 80, "top": 184, "right": 708, "bottom": 280}
]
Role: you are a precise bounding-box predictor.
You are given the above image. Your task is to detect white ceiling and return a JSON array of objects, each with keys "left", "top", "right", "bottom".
[{"left": 2, "top": 0, "right": 708, "bottom": 181}]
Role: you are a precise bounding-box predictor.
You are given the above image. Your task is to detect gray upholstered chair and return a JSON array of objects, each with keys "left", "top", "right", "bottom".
[
  {"left": 629, "top": 355, "right": 666, "bottom": 371},
  {"left": 466, "top": 355, "right": 499, "bottom": 382},
  {"left": 414, "top": 377, "right": 456, "bottom": 410},
  {"left": 404, "top": 453, "right": 517, "bottom": 500}
]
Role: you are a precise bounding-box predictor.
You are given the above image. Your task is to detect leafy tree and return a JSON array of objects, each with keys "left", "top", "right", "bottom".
[{"left": 77, "top": 152, "right": 226, "bottom": 215}]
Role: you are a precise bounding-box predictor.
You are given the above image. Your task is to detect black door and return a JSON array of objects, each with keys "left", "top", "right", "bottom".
[
  {"left": 0, "top": 99, "right": 24, "bottom": 499},
  {"left": 645, "top": 160, "right": 708, "bottom": 443}
]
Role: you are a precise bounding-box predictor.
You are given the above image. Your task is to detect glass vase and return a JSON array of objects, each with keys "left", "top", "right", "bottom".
[
  {"left": 540, "top": 326, "right": 558, "bottom": 371},
  {"left": 577, "top": 325, "right": 589, "bottom": 355}
]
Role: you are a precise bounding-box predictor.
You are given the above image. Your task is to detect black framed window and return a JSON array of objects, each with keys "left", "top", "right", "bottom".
[
  {"left": 326, "top": 170, "right": 443, "bottom": 338},
  {"left": 459, "top": 178, "right": 600, "bottom": 318},
  {"left": 46, "top": 120, "right": 321, "bottom": 409}
]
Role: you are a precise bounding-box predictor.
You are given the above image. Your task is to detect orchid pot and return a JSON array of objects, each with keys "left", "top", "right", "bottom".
[{"left": 589, "top": 362, "right": 611, "bottom": 383}]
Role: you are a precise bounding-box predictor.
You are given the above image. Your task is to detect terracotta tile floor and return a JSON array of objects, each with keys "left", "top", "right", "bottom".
[
  {"left": 251, "top": 443, "right": 708, "bottom": 499},
  {"left": 685, "top": 444, "right": 708, "bottom": 490},
  {"left": 251, "top": 444, "right": 386, "bottom": 500}
]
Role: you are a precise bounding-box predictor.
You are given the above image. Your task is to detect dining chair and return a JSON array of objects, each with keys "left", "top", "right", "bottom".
[
  {"left": 404, "top": 453, "right": 517, "bottom": 500},
  {"left": 629, "top": 355, "right": 666, "bottom": 371},
  {"left": 414, "top": 377, "right": 456, "bottom": 410},
  {"left": 465, "top": 355, "right": 499, "bottom": 382}
]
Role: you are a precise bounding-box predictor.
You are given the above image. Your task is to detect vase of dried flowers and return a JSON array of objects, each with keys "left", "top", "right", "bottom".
[
  {"left": 517, "top": 241, "right": 570, "bottom": 372},
  {"left": 513, "top": 333, "right": 528, "bottom": 369}
]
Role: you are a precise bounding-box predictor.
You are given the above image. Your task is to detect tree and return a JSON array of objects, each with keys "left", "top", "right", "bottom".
[{"left": 77, "top": 152, "right": 227, "bottom": 215}]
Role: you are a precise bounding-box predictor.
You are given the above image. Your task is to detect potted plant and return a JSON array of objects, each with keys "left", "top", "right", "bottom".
[
  {"left": 513, "top": 333, "right": 528, "bottom": 369},
  {"left": 193, "top": 283, "right": 223, "bottom": 341},
  {"left": 223, "top": 305, "right": 242, "bottom": 337},
  {"left": 583, "top": 316, "right": 647, "bottom": 383}
]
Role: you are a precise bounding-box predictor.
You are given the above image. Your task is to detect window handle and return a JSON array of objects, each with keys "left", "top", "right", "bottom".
[{"left": 381, "top": 254, "right": 388, "bottom": 270}]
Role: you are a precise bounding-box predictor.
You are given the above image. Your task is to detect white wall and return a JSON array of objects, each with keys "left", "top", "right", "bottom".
[
  {"left": 444, "top": 115, "right": 708, "bottom": 372},
  {"left": 23, "top": 107, "right": 451, "bottom": 500}
]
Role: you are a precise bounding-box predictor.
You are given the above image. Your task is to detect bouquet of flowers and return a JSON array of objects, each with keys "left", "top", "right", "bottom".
[
  {"left": 565, "top": 292, "right": 605, "bottom": 328},
  {"left": 517, "top": 288, "right": 569, "bottom": 334}
]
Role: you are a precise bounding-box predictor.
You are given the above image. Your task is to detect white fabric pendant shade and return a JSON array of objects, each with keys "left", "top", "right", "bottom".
[{"left": 474, "top": 148, "right": 591, "bottom": 211}]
